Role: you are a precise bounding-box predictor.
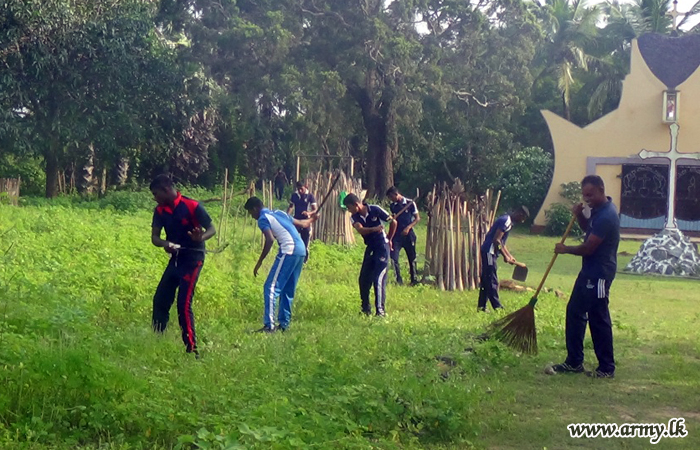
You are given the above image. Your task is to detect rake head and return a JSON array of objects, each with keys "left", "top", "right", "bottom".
[{"left": 487, "top": 303, "right": 537, "bottom": 354}]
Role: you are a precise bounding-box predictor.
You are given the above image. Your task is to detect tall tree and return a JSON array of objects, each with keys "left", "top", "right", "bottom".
[
  {"left": 396, "top": 0, "right": 542, "bottom": 195},
  {"left": 0, "top": 0, "right": 202, "bottom": 196},
  {"left": 533, "top": 0, "right": 600, "bottom": 121},
  {"left": 297, "top": 0, "right": 425, "bottom": 197}
]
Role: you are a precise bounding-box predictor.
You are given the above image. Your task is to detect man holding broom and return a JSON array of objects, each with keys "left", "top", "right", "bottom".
[
  {"left": 288, "top": 181, "right": 317, "bottom": 263},
  {"left": 386, "top": 186, "right": 420, "bottom": 286},
  {"left": 150, "top": 175, "right": 216, "bottom": 359},
  {"left": 478, "top": 206, "right": 530, "bottom": 312},
  {"left": 245, "top": 197, "right": 318, "bottom": 333},
  {"left": 343, "top": 193, "right": 397, "bottom": 317},
  {"left": 548, "top": 175, "right": 619, "bottom": 378}
]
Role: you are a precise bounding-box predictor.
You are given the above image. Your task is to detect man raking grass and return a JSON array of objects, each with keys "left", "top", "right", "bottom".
[{"left": 547, "top": 175, "right": 620, "bottom": 378}]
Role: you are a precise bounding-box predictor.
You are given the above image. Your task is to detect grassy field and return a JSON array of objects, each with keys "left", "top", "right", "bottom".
[{"left": 1, "top": 193, "right": 699, "bottom": 449}]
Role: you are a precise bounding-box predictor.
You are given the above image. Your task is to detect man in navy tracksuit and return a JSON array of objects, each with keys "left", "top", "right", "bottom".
[
  {"left": 550, "top": 175, "right": 619, "bottom": 378},
  {"left": 478, "top": 206, "right": 529, "bottom": 311},
  {"left": 245, "top": 196, "right": 318, "bottom": 333},
  {"left": 386, "top": 186, "right": 420, "bottom": 286},
  {"left": 288, "top": 181, "right": 317, "bottom": 263},
  {"left": 150, "top": 175, "right": 216, "bottom": 358},
  {"left": 344, "top": 193, "right": 397, "bottom": 316}
]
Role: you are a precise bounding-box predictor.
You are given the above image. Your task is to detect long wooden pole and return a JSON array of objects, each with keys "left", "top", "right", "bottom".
[{"left": 218, "top": 168, "right": 228, "bottom": 246}]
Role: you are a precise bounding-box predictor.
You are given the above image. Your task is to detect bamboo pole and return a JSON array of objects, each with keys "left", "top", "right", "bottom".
[
  {"left": 454, "top": 196, "right": 463, "bottom": 291},
  {"left": 490, "top": 190, "right": 502, "bottom": 227},
  {"left": 218, "top": 169, "right": 228, "bottom": 246}
]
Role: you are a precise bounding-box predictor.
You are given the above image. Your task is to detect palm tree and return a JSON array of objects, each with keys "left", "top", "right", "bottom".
[
  {"left": 582, "top": 0, "right": 700, "bottom": 120},
  {"left": 534, "top": 0, "right": 602, "bottom": 121}
]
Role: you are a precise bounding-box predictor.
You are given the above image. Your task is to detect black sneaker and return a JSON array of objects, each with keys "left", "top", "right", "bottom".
[
  {"left": 586, "top": 369, "right": 614, "bottom": 379},
  {"left": 477, "top": 307, "right": 488, "bottom": 313},
  {"left": 547, "top": 362, "right": 585, "bottom": 374},
  {"left": 360, "top": 310, "right": 372, "bottom": 317},
  {"left": 253, "top": 326, "right": 276, "bottom": 334},
  {"left": 376, "top": 311, "right": 386, "bottom": 317}
]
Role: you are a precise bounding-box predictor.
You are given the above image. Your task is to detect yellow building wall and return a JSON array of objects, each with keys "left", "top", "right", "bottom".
[
  {"left": 596, "top": 165, "right": 622, "bottom": 206},
  {"left": 534, "top": 39, "right": 700, "bottom": 227}
]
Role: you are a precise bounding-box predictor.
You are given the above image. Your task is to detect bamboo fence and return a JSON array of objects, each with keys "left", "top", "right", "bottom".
[
  {"left": 305, "top": 170, "right": 362, "bottom": 245},
  {"left": 424, "top": 180, "right": 501, "bottom": 291}
]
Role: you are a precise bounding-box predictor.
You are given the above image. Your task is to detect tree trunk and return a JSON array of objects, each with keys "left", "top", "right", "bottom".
[
  {"left": 115, "top": 156, "right": 129, "bottom": 186},
  {"left": 45, "top": 140, "right": 60, "bottom": 198},
  {"left": 99, "top": 166, "right": 107, "bottom": 196},
  {"left": 79, "top": 144, "right": 96, "bottom": 194},
  {"left": 350, "top": 76, "right": 395, "bottom": 199},
  {"left": 366, "top": 114, "right": 393, "bottom": 198}
]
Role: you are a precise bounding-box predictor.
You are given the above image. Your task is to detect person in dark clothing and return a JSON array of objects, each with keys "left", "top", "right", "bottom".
[
  {"left": 274, "top": 168, "right": 288, "bottom": 201},
  {"left": 386, "top": 186, "right": 420, "bottom": 285},
  {"left": 288, "top": 181, "right": 317, "bottom": 263},
  {"left": 150, "top": 175, "right": 216, "bottom": 358},
  {"left": 478, "top": 206, "right": 529, "bottom": 311},
  {"left": 548, "top": 175, "right": 620, "bottom": 379},
  {"left": 344, "top": 193, "right": 397, "bottom": 317}
]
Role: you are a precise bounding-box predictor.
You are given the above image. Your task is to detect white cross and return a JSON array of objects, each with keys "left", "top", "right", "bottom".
[
  {"left": 639, "top": 123, "right": 700, "bottom": 229},
  {"left": 668, "top": 0, "right": 684, "bottom": 30}
]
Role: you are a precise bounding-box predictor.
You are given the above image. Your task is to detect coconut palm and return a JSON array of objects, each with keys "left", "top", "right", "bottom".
[{"left": 534, "top": 0, "right": 602, "bottom": 121}]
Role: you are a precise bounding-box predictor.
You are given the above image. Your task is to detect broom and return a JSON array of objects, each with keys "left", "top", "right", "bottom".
[{"left": 487, "top": 215, "right": 577, "bottom": 354}]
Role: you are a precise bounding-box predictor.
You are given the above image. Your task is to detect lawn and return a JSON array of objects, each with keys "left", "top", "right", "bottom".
[{"left": 0, "top": 193, "right": 698, "bottom": 449}]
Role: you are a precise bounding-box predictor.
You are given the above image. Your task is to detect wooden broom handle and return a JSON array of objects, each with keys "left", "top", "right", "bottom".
[
  {"left": 533, "top": 215, "right": 577, "bottom": 298},
  {"left": 315, "top": 171, "right": 342, "bottom": 213},
  {"left": 389, "top": 196, "right": 420, "bottom": 220}
]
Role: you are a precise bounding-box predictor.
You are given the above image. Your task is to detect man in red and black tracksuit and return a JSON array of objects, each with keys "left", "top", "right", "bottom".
[{"left": 150, "top": 175, "right": 216, "bottom": 358}]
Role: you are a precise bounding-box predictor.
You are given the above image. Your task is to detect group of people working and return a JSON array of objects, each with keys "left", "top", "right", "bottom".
[{"left": 149, "top": 174, "right": 620, "bottom": 379}]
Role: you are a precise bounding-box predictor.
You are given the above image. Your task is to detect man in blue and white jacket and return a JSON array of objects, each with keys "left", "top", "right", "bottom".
[{"left": 245, "top": 197, "right": 318, "bottom": 333}]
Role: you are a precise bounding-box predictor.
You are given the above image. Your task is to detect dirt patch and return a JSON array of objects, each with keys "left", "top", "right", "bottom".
[{"left": 649, "top": 407, "right": 700, "bottom": 422}]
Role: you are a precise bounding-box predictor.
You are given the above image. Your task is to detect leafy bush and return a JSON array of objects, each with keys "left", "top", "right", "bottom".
[
  {"left": 559, "top": 181, "right": 582, "bottom": 204},
  {"left": 0, "top": 154, "right": 46, "bottom": 196},
  {"left": 498, "top": 146, "right": 553, "bottom": 221},
  {"left": 543, "top": 181, "right": 583, "bottom": 236},
  {"left": 544, "top": 203, "right": 582, "bottom": 236}
]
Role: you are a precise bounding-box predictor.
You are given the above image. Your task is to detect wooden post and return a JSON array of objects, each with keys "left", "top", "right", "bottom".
[
  {"left": 296, "top": 155, "right": 301, "bottom": 183},
  {"left": 218, "top": 169, "right": 228, "bottom": 246},
  {"left": 350, "top": 157, "right": 354, "bottom": 177}
]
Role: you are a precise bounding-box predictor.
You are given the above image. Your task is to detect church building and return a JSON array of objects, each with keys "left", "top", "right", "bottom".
[{"left": 534, "top": 33, "right": 700, "bottom": 234}]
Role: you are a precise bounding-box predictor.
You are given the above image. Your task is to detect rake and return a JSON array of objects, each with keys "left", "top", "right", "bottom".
[{"left": 487, "top": 215, "right": 576, "bottom": 354}]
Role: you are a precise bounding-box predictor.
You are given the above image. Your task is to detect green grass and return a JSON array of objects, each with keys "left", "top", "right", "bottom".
[{"left": 0, "top": 197, "right": 698, "bottom": 450}]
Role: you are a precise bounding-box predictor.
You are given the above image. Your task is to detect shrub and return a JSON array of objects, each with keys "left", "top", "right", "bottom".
[
  {"left": 544, "top": 203, "right": 582, "bottom": 236},
  {"left": 498, "top": 146, "right": 553, "bottom": 221},
  {"left": 543, "top": 181, "right": 583, "bottom": 236}
]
